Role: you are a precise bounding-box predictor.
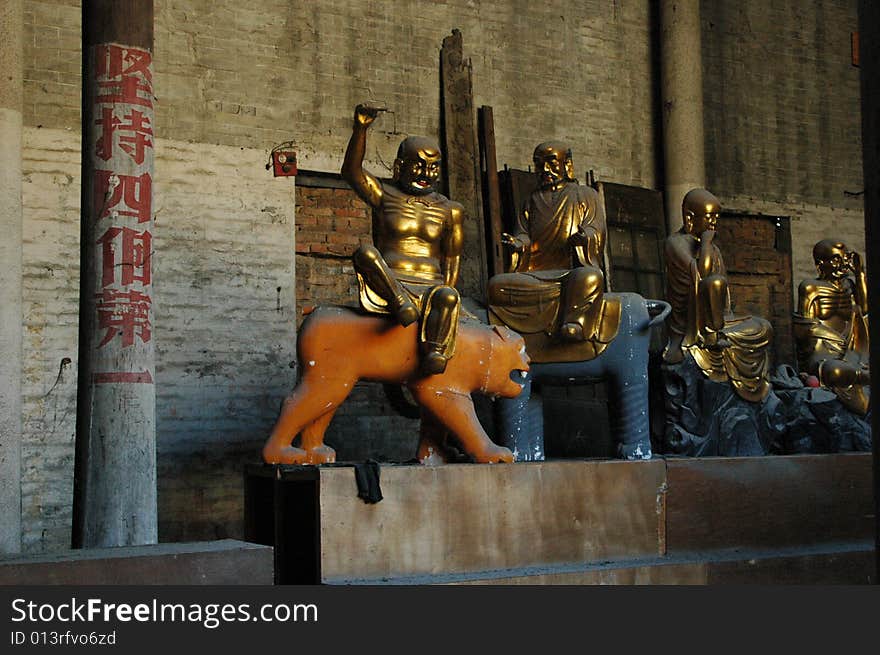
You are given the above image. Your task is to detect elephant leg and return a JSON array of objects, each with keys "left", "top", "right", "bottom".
[
  {"left": 494, "top": 377, "right": 545, "bottom": 462},
  {"left": 607, "top": 363, "right": 653, "bottom": 460}
]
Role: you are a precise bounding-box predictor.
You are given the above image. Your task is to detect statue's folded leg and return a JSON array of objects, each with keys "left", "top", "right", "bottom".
[
  {"left": 697, "top": 273, "right": 728, "bottom": 347},
  {"left": 353, "top": 244, "right": 419, "bottom": 326},
  {"left": 819, "top": 357, "right": 869, "bottom": 387},
  {"left": 559, "top": 266, "right": 604, "bottom": 342},
  {"left": 419, "top": 285, "right": 460, "bottom": 375}
]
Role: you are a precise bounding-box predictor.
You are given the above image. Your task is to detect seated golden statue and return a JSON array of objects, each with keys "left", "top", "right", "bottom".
[
  {"left": 793, "top": 239, "right": 870, "bottom": 415},
  {"left": 663, "top": 188, "right": 772, "bottom": 402},
  {"left": 342, "top": 104, "right": 464, "bottom": 375},
  {"left": 487, "top": 142, "right": 617, "bottom": 362}
]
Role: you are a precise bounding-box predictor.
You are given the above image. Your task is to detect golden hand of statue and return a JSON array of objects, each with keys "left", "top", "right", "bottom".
[
  {"left": 501, "top": 232, "right": 525, "bottom": 252},
  {"left": 568, "top": 225, "right": 593, "bottom": 247},
  {"left": 354, "top": 103, "right": 385, "bottom": 128},
  {"left": 849, "top": 250, "right": 862, "bottom": 274},
  {"left": 699, "top": 229, "right": 716, "bottom": 243}
]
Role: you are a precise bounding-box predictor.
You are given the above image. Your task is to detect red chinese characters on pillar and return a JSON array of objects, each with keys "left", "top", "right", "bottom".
[
  {"left": 98, "top": 226, "right": 152, "bottom": 287},
  {"left": 95, "top": 288, "right": 152, "bottom": 348},
  {"left": 96, "top": 224, "right": 153, "bottom": 348},
  {"left": 96, "top": 44, "right": 153, "bottom": 107},
  {"left": 91, "top": 44, "right": 154, "bottom": 355},
  {"left": 94, "top": 170, "right": 152, "bottom": 224},
  {"left": 95, "top": 107, "right": 153, "bottom": 164}
]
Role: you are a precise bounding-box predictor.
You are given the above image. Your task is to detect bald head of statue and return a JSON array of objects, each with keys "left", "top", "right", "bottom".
[
  {"left": 813, "top": 238, "right": 852, "bottom": 281},
  {"left": 682, "top": 188, "right": 722, "bottom": 237},
  {"left": 533, "top": 141, "right": 577, "bottom": 190},
  {"left": 393, "top": 136, "right": 442, "bottom": 196}
]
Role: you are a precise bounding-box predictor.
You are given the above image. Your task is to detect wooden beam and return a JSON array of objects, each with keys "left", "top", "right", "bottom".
[
  {"left": 440, "top": 29, "right": 487, "bottom": 301},
  {"left": 478, "top": 106, "right": 503, "bottom": 278},
  {"left": 0, "top": 540, "right": 273, "bottom": 585},
  {"left": 664, "top": 454, "right": 874, "bottom": 552}
]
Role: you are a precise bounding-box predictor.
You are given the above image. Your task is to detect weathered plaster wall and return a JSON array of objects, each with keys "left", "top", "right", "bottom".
[
  {"left": 151, "top": 139, "right": 296, "bottom": 542},
  {"left": 1, "top": 0, "right": 24, "bottom": 555},
  {"left": 19, "top": 127, "right": 297, "bottom": 550},
  {"left": 701, "top": 1, "right": 863, "bottom": 259},
  {"left": 151, "top": 0, "right": 660, "bottom": 186},
  {"left": 20, "top": 127, "right": 80, "bottom": 553}
]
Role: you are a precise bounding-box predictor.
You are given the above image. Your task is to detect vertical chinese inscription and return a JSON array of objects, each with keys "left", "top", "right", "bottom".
[
  {"left": 74, "top": 3, "right": 158, "bottom": 550},
  {"left": 90, "top": 44, "right": 154, "bottom": 384}
]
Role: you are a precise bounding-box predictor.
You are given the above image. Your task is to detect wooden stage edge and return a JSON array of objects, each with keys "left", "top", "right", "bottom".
[
  {"left": 326, "top": 540, "right": 875, "bottom": 585},
  {"left": 0, "top": 540, "right": 274, "bottom": 585},
  {"left": 245, "top": 452, "right": 877, "bottom": 585}
]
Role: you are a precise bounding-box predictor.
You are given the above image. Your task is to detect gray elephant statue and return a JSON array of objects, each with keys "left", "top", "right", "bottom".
[{"left": 493, "top": 292, "right": 670, "bottom": 461}]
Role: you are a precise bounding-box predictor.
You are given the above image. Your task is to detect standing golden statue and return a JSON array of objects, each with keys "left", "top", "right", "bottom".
[
  {"left": 663, "top": 188, "right": 773, "bottom": 402},
  {"left": 793, "top": 239, "right": 870, "bottom": 415},
  {"left": 342, "top": 104, "right": 464, "bottom": 375},
  {"left": 487, "top": 142, "right": 615, "bottom": 361}
]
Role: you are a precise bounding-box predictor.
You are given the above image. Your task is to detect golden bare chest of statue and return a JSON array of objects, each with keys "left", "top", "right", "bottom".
[
  {"left": 812, "top": 287, "right": 855, "bottom": 320},
  {"left": 376, "top": 186, "right": 453, "bottom": 275}
]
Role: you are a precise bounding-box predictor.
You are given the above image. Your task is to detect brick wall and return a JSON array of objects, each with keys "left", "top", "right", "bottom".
[
  {"left": 715, "top": 215, "right": 794, "bottom": 368},
  {"left": 719, "top": 193, "right": 865, "bottom": 306},
  {"left": 150, "top": 0, "right": 660, "bottom": 188},
  {"left": 294, "top": 185, "right": 368, "bottom": 324},
  {"left": 294, "top": 182, "right": 421, "bottom": 462},
  {"left": 26, "top": 1, "right": 660, "bottom": 190},
  {"left": 23, "top": 0, "right": 81, "bottom": 130}
]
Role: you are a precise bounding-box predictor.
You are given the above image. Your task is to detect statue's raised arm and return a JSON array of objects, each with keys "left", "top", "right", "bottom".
[
  {"left": 341, "top": 103, "right": 384, "bottom": 209},
  {"left": 850, "top": 250, "right": 868, "bottom": 314}
]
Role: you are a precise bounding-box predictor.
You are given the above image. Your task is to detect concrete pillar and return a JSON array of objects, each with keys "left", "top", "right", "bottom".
[
  {"left": 856, "top": 0, "right": 880, "bottom": 576},
  {"left": 73, "top": 1, "right": 157, "bottom": 548},
  {"left": 659, "top": 0, "right": 707, "bottom": 230},
  {"left": 0, "top": 0, "right": 23, "bottom": 555}
]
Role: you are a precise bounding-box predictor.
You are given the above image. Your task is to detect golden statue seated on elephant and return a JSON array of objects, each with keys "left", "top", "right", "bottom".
[
  {"left": 662, "top": 188, "right": 773, "bottom": 402},
  {"left": 487, "top": 142, "right": 621, "bottom": 363},
  {"left": 793, "top": 239, "right": 870, "bottom": 415}
]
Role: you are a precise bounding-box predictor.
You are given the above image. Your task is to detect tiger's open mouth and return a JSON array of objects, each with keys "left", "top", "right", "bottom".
[{"left": 509, "top": 368, "right": 529, "bottom": 386}]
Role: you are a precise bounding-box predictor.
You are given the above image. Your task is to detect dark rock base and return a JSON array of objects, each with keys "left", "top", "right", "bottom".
[{"left": 659, "top": 358, "right": 871, "bottom": 456}]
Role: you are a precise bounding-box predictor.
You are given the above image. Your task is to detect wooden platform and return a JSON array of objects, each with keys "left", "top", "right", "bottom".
[
  {"left": 0, "top": 539, "right": 274, "bottom": 585},
  {"left": 244, "top": 454, "right": 875, "bottom": 585}
]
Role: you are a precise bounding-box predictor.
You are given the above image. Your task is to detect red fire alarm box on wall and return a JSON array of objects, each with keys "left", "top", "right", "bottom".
[{"left": 268, "top": 142, "right": 297, "bottom": 177}]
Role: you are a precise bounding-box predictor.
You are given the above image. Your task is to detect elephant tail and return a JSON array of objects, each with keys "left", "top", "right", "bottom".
[{"left": 644, "top": 299, "right": 671, "bottom": 327}]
